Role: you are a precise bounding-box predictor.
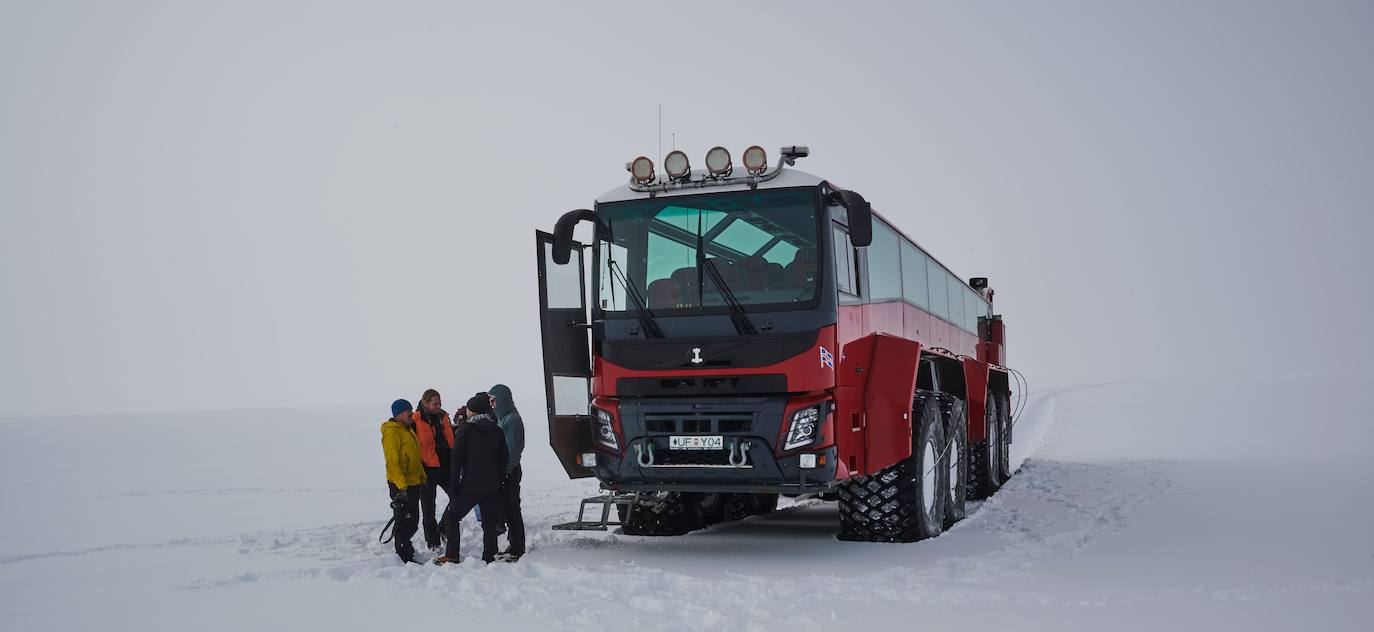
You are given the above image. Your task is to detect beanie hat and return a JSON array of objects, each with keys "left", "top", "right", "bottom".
[
  {"left": 391, "top": 399, "right": 413, "bottom": 418},
  {"left": 466, "top": 394, "right": 492, "bottom": 415}
]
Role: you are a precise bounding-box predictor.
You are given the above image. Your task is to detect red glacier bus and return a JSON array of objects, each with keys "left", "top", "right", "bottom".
[{"left": 537, "top": 145, "right": 1014, "bottom": 542}]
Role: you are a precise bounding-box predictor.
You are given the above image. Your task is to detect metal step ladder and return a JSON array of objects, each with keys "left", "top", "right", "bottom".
[{"left": 551, "top": 492, "right": 638, "bottom": 531}]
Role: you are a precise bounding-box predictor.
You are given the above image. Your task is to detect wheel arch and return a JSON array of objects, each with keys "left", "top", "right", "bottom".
[
  {"left": 916, "top": 354, "right": 966, "bottom": 398},
  {"left": 988, "top": 366, "right": 1011, "bottom": 399}
]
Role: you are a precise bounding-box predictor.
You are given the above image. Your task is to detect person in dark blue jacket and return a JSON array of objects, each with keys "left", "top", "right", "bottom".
[{"left": 489, "top": 384, "right": 526, "bottom": 559}]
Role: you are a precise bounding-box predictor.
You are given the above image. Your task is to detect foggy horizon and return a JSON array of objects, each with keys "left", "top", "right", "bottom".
[{"left": 3, "top": 1, "right": 1371, "bottom": 418}]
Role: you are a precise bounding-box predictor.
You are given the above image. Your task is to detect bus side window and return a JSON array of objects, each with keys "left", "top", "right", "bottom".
[
  {"left": 866, "top": 220, "right": 902, "bottom": 300},
  {"left": 946, "top": 272, "right": 964, "bottom": 330},
  {"left": 833, "top": 225, "right": 858, "bottom": 296},
  {"left": 926, "top": 256, "right": 949, "bottom": 320}
]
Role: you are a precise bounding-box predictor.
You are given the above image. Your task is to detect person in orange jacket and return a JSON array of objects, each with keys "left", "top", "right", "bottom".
[
  {"left": 381, "top": 399, "right": 426, "bottom": 563},
  {"left": 411, "top": 389, "right": 454, "bottom": 551}
]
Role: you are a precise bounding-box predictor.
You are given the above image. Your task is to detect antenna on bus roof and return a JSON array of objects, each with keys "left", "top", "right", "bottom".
[{"left": 657, "top": 104, "right": 662, "bottom": 163}]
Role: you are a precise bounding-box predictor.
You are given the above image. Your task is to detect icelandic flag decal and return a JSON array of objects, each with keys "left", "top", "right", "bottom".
[{"left": 820, "top": 346, "right": 834, "bottom": 369}]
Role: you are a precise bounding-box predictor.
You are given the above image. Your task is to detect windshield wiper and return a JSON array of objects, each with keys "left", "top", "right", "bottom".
[
  {"left": 702, "top": 258, "right": 758, "bottom": 335},
  {"left": 694, "top": 213, "right": 757, "bottom": 336},
  {"left": 608, "top": 259, "right": 663, "bottom": 338}
]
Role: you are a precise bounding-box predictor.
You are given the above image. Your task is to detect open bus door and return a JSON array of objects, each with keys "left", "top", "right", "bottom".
[{"left": 535, "top": 230, "right": 595, "bottom": 478}]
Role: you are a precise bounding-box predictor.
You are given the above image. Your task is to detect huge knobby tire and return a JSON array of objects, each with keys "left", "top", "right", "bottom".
[
  {"left": 837, "top": 395, "right": 946, "bottom": 542},
  {"left": 719, "top": 492, "right": 779, "bottom": 521},
  {"left": 996, "top": 391, "right": 1013, "bottom": 483},
  {"left": 723, "top": 493, "right": 757, "bottom": 522},
  {"left": 968, "top": 389, "right": 1002, "bottom": 500},
  {"left": 618, "top": 492, "right": 701, "bottom": 536},
  {"left": 940, "top": 394, "right": 968, "bottom": 528},
  {"left": 696, "top": 493, "right": 726, "bottom": 527}
]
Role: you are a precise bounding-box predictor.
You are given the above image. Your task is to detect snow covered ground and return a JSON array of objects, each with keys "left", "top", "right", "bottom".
[{"left": 2, "top": 375, "right": 1371, "bottom": 630}]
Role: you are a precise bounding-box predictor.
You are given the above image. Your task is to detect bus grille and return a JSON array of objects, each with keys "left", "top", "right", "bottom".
[
  {"left": 655, "top": 449, "right": 754, "bottom": 467},
  {"left": 642, "top": 413, "right": 754, "bottom": 434}
]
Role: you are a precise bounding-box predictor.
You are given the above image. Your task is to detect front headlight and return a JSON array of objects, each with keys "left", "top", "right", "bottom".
[
  {"left": 783, "top": 406, "right": 822, "bottom": 451},
  {"left": 593, "top": 407, "right": 619, "bottom": 451}
]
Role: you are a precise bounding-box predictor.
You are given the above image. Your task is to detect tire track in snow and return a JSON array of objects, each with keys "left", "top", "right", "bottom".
[
  {"left": 956, "top": 383, "right": 1176, "bottom": 573},
  {"left": 0, "top": 521, "right": 380, "bottom": 566}
]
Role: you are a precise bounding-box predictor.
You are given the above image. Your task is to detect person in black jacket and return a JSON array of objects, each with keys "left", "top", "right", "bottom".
[{"left": 434, "top": 394, "right": 508, "bottom": 565}]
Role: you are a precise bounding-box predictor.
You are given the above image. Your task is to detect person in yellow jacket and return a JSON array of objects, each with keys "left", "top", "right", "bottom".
[{"left": 381, "top": 399, "right": 427, "bottom": 563}]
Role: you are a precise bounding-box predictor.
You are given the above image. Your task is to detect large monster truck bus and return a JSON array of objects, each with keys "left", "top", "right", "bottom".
[{"left": 536, "top": 145, "right": 1014, "bottom": 542}]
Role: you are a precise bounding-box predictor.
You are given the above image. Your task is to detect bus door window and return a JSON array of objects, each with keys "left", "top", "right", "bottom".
[{"left": 833, "top": 225, "right": 859, "bottom": 297}]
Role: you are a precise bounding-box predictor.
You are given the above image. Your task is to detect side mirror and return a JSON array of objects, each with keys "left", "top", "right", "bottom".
[
  {"left": 830, "top": 190, "right": 873, "bottom": 247},
  {"left": 552, "top": 209, "right": 601, "bottom": 265}
]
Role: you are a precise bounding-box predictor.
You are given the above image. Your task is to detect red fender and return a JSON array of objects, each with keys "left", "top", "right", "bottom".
[
  {"left": 962, "top": 357, "right": 990, "bottom": 444},
  {"left": 835, "top": 333, "right": 923, "bottom": 476}
]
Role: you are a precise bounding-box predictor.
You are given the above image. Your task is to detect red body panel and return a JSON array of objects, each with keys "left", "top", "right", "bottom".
[
  {"left": 862, "top": 301, "right": 904, "bottom": 337},
  {"left": 983, "top": 318, "right": 1007, "bottom": 366},
  {"left": 836, "top": 305, "right": 864, "bottom": 349}
]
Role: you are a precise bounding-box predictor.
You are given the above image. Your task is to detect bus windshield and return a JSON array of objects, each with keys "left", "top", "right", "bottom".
[{"left": 597, "top": 188, "right": 819, "bottom": 316}]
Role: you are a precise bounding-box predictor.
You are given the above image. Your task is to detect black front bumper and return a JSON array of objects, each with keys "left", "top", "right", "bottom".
[{"left": 592, "top": 396, "right": 838, "bottom": 494}]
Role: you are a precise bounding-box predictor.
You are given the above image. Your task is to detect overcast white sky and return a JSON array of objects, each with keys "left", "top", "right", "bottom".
[{"left": 2, "top": 1, "right": 1371, "bottom": 418}]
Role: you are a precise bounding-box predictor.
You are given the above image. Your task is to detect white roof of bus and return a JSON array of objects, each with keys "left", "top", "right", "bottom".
[
  {"left": 593, "top": 166, "right": 985, "bottom": 295},
  {"left": 595, "top": 167, "right": 826, "bottom": 204}
]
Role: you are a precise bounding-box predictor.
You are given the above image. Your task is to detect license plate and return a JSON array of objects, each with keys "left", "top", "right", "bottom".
[{"left": 669, "top": 435, "right": 723, "bottom": 450}]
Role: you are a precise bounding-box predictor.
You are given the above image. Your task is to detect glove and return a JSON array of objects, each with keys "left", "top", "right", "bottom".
[{"left": 390, "top": 489, "right": 410, "bottom": 511}]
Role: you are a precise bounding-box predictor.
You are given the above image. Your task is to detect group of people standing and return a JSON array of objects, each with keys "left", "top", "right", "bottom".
[{"left": 380, "top": 384, "right": 526, "bottom": 565}]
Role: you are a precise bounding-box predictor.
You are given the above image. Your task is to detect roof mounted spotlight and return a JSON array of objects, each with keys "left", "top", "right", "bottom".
[
  {"left": 705, "top": 146, "right": 732, "bottom": 178},
  {"left": 664, "top": 150, "right": 691, "bottom": 182},
  {"left": 742, "top": 145, "right": 767, "bottom": 175},
  {"left": 628, "top": 156, "right": 655, "bottom": 184},
  {"left": 780, "top": 146, "right": 809, "bottom": 166}
]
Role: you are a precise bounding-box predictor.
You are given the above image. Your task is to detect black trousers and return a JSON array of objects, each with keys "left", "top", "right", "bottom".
[
  {"left": 419, "top": 471, "right": 449, "bottom": 548},
  {"left": 389, "top": 485, "right": 421, "bottom": 562},
  {"left": 501, "top": 465, "right": 526, "bottom": 554},
  {"left": 443, "top": 489, "right": 502, "bottom": 561}
]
